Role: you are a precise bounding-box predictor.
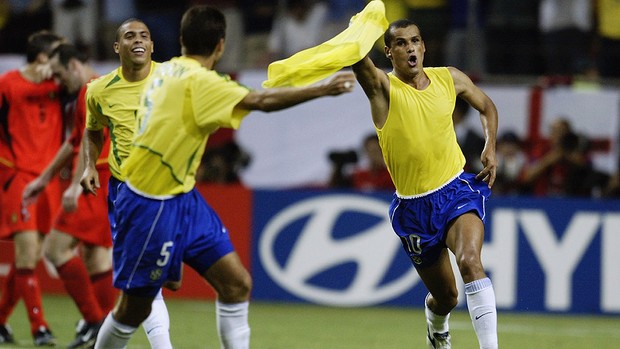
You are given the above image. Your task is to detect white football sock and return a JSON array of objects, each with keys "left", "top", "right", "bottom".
[
  {"left": 216, "top": 300, "right": 250, "bottom": 349},
  {"left": 94, "top": 312, "right": 136, "bottom": 349},
  {"left": 142, "top": 289, "right": 172, "bottom": 349},
  {"left": 465, "top": 277, "right": 498, "bottom": 349},
  {"left": 425, "top": 293, "right": 450, "bottom": 334}
]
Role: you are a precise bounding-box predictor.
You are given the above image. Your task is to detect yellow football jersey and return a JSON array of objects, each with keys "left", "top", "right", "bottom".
[
  {"left": 123, "top": 56, "right": 250, "bottom": 196},
  {"left": 377, "top": 67, "right": 465, "bottom": 196},
  {"left": 85, "top": 62, "right": 158, "bottom": 180}
]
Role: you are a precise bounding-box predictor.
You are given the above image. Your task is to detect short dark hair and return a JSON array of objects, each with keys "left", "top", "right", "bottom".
[
  {"left": 384, "top": 19, "right": 420, "bottom": 47},
  {"left": 115, "top": 18, "right": 148, "bottom": 41},
  {"left": 50, "top": 43, "right": 89, "bottom": 67},
  {"left": 26, "top": 30, "right": 63, "bottom": 63},
  {"left": 180, "top": 5, "right": 226, "bottom": 56}
]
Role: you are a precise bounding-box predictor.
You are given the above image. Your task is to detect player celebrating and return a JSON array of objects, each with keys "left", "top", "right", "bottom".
[
  {"left": 0, "top": 30, "right": 64, "bottom": 347},
  {"left": 352, "top": 19, "right": 499, "bottom": 349},
  {"left": 80, "top": 19, "right": 175, "bottom": 348},
  {"left": 84, "top": 5, "right": 356, "bottom": 349}
]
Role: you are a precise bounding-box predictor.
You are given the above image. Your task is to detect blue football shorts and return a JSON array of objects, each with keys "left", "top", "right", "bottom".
[
  {"left": 107, "top": 176, "right": 124, "bottom": 239},
  {"left": 112, "top": 184, "right": 235, "bottom": 297},
  {"left": 389, "top": 171, "right": 491, "bottom": 269}
]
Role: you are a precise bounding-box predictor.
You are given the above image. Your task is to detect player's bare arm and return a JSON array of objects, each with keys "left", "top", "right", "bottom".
[
  {"left": 22, "top": 141, "right": 74, "bottom": 207},
  {"left": 352, "top": 55, "right": 390, "bottom": 128},
  {"left": 80, "top": 129, "right": 104, "bottom": 195},
  {"left": 237, "top": 71, "right": 355, "bottom": 112},
  {"left": 449, "top": 66, "right": 498, "bottom": 187}
]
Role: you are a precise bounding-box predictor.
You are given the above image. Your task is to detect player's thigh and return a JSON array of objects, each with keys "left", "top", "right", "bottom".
[
  {"left": 114, "top": 291, "right": 155, "bottom": 327},
  {"left": 82, "top": 244, "right": 112, "bottom": 275},
  {"left": 44, "top": 229, "right": 79, "bottom": 266},
  {"left": 416, "top": 248, "right": 458, "bottom": 305},
  {"left": 201, "top": 251, "right": 251, "bottom": 302}
]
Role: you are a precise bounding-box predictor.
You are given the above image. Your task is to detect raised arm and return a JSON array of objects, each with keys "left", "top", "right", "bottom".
[
  {"left": 352, "top": 55, "right": 390, "bottom": 128},
  {"left": 450, "top": 66, "right": 498, "bottom": 187},
  {"left": 237, "top": 72, "right": 356, "bottom": 112}
]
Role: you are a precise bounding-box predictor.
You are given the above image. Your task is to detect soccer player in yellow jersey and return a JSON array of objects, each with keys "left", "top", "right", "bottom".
[
  {"left": 352, "top": 20, "right": 499, "bottom": 349},
  {"left": 84, "top": 6, "right": 356, "bottom": 349},
  {"left": 80, "top": 18, "right": 174, "bottom": 348}
]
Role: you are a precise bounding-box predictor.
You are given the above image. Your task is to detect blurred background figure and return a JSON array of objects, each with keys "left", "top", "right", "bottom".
[
  {"left": 196, "top": 141, "right": 251, "bottom": 185},
  {"left": 494, "top": 131, "right": 527, "bottom": 196},
  {"left": 50, "top": 0, "right": 98, "bottom": 58},
  {"left": 328, "top": 133, "right": 394, "bottom": 192},
  {"left": 522, "top": 118, "right": 594, "bottom": 197},
  {"left": 594, "top": 0, "right": 620, "bottom": 79},
  {"left": 266, "top": 0, "right": 328, "bottom": 61},
  {"left": 538, "top": 0, "right": 593, "bottom": 77}
]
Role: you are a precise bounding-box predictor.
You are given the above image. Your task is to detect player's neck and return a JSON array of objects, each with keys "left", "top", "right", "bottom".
[{"left": 122, "top": 61, "right": 152, "bottom": 82}]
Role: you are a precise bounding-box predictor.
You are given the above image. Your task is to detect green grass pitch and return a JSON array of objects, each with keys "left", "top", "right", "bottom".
[{"left": 2, "top": 295, "right": 619, "bottom": 348}]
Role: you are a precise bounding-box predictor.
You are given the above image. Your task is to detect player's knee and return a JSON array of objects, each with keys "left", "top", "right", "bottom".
[
  {"left": 220, "top": 273, "right": 252, "bottom": 302},
  {"left": 456, "top": 253, "right": 485, "bottom": 281}
]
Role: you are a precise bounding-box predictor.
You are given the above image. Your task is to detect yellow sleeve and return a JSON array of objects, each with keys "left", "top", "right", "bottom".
[{"left": 262, "top": 0, "right": 388, "bottom": 88}]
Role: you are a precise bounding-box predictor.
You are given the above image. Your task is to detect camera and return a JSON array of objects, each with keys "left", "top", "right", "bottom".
[{"left": 328, "top": 150, "right": 358, "bottom": 165}]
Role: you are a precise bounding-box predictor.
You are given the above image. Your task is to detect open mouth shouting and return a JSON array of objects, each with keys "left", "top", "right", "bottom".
[{"left": 408, "top": 54, "right": 417, "bottom": 67}]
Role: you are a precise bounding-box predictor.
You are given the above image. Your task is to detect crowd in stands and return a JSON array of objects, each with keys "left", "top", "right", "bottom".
[{"left": 1, "top": 0, "right": 619, "bottom": 80}]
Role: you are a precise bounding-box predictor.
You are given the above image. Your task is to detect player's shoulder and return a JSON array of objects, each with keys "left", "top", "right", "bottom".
[{"left": 87, "top": 68, "right": 121, "bottom": 92}]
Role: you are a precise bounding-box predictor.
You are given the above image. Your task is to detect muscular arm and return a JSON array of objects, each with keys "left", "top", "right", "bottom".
[
  {"left": 352, "top": 55, "right": 390, "bottom": 128},
  {"left": 237, "top": 72, "right": 355, "bottom": 112},
  {"left": 22, "top": 140, "right": 73, "bottom": 206},
  {"left": 450, "top": 67, "right": 499, "bottom": 187},
  {"left": 80, "top": 129, "right": 104, "bottom": 195}
]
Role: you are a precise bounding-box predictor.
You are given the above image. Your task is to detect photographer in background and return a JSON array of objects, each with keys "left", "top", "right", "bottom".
[{"left": 328, "top": 133, "right": 394, "bottom": 192}]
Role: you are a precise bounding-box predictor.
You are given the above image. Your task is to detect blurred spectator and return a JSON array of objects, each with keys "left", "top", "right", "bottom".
[
  {"left": 192, "top": 0, "right": 243, "bottom": 74},
  {"left": 0, "top": 0, "right": 51, "bottom": 54},
  {"left": 99, "top": 0, "right": 136, "bottom": 60},
  {"left": 594, "top": 0, "right": 620, "bottom": 79},
  {"left": 50, "top": 0, "right": 97, "bottom": 58},
  {"left": 328, "top": 133, "right": 395, "bottom": 192},
  {"left": 453, "top": 96, "right": 485, "bottom": 173},
  {"left": 494, "top": 131, "right": 527, "bottom": 196},
  {"left": 196, "top": 141, "right": 251, "bottom": 185},
  {"left": 485, "top": 0, "right": 542, "bottom": 75},
  {"left": 522, "top": 118, "right": 594, "bottom": 197},
  {"left": 538, "top": 0, "right": 593, "bottom": 77},
  {"left": 266, "top": 0, "right": 328, "bottom": 61},
  {"left": 241, "top": 0, "right": 276, "bottom": 68},
  {"left": 404, "top": 0, "right": 449, "bottom": 67},
  {"left": 134, "top": 0, "right": 187, "bottom": 61},
  {"left": 321, "top": 0, "right": 366, "bottom": 41},
  {"left": 444, "top": 0, "right": 488, "bottom": 76}
]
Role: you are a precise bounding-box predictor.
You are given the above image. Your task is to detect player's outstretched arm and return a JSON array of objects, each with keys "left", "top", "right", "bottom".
[
  {"left": 80, "top": 129, "right": 104, "bottom": 195},
  {"left": 237, "top": 72, "right": 356, "bottom": 112}
]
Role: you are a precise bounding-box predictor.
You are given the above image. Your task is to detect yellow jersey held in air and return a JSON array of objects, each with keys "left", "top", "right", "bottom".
[
  {"left": 122, "top": 56, "right": 251, "bottom": 197},
  {"left": 85, "top": 62, "right": 158, "bottom": 181},
  {"left": 377, "top": 67, "right": 465, "bottom": 197}
]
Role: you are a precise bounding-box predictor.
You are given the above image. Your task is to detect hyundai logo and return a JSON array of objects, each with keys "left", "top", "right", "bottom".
[{"left": 258, "top": 194, "right": 421, "bottom": 306}]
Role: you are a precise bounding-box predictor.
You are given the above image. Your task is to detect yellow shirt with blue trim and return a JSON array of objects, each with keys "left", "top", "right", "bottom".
[
  {"left": 85, "top": 61, "right": 158, "bottom": 180},
  {"left": 122, "top": 56, "right": 251, "bottom": 196},
  {"left": 377, "top": 67, "right": 465, "bottom": 196}
]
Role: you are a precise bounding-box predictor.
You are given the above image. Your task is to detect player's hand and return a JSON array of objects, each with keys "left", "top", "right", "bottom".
[
  {"left": 33, "top": 62, "right": 54, "bottom": 83},
  {"left": 22, "top": 177, "right": 46, "bottom": 207},
  {"left": 80, "top": 167, "right": 100, "bottom": 196},
  {"left": 62, "top": 183, "right": 83, "bottom": 212},
  {"left": 476, "top": 146, "right": 497, "bottom": 188},
  {"left": 323, "top": 71, "right": 356, "bottom": 96}
]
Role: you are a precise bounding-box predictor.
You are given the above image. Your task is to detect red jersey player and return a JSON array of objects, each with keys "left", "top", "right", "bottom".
[{"left": 0, "top": 30, "right": 64, "bottom": 346}]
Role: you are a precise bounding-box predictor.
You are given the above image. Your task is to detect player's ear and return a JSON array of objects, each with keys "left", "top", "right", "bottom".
[{"left": 113, "top": 42, "right": 120, "bottom": 54}]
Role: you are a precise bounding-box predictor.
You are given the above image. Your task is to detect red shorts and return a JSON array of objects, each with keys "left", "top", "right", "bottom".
[
  {"left": 53, "top": 169, "right": 112, "bottom": 247},
  {"left": 1, "top": 171, "right": 62, "bottom": 239}
]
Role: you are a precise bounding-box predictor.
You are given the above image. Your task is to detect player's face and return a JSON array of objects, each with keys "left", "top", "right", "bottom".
[
  {"left": 115, "top": 21, "right": 154, "bottom": 66},
  {"left": 385, "top": 25, "right": 425, "bottom": 76},
  {"left": 50, "top": 56, "right": 81, "bottom": 94}
]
